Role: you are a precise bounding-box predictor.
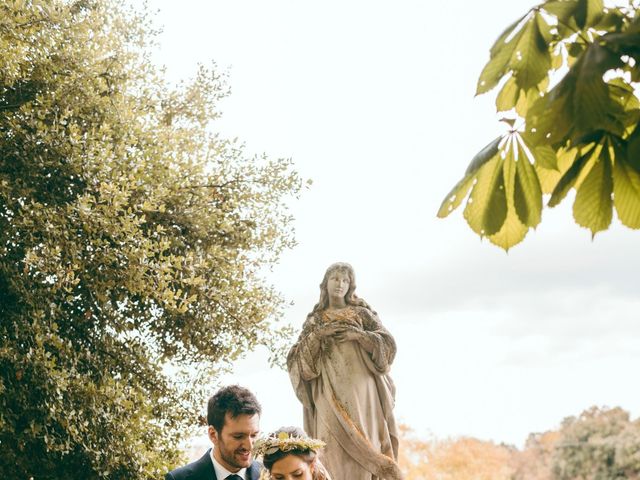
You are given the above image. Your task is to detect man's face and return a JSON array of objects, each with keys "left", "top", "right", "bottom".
[{"left": 209, "top": 413, "right": 260, "bottom": 472}]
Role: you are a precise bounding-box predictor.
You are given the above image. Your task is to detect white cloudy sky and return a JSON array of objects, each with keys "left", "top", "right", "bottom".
[{"left": 147, "top": 0, "right": 640, "bottom": 447}]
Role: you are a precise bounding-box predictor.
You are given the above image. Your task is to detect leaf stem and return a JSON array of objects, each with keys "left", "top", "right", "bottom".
[{"left": 547, "top": 10, "right": 591, "bottom": 45}]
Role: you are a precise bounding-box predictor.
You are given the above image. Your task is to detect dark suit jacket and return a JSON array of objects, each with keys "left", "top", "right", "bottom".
[{"left": 165, "top": 449, "right": 262, "bottom": 480}]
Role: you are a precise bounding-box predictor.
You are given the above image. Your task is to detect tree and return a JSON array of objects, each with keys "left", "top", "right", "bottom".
[
  {"left": 439, "top": 0, "right": 640, "bottom": 250},
  {"left": 0, "top": 1, "right": 303, "bottom": 478},
  {"left": 398, "top": 425, "right": 516, "bottom": 480},
  {"left": 511, "top": 430, "right": 560, "bottom": 480},
  {"left": 553, "top": 406, "right": 640, "bottom": 479},
  {"left": 398, "top": 409, "right": 640, "bottom": 480}
]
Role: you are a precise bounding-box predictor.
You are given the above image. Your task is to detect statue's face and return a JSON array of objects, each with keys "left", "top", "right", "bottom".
[{"left": 326, "top": 270, "right": 350, "bottom": 302}]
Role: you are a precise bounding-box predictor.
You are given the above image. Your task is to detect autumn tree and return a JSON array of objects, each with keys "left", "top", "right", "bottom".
[
  {"left": 0, "top": 1, "right": 302, "bottom": 478},
  {"left": 439, "top": 0, "right": 640, "bottom": 249},
  {"left": 512, "top": 430, "right": 560, "bottom": 480},
  {"left": 398, "top": 425, "right": 516, "bottom": 480}
]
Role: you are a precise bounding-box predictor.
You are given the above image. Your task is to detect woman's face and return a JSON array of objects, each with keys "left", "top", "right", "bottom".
[
  {"left": 326, "top": 270, "right": 350, "bottom": 302},
  {"left": 270, "top": 454, "right": 314, "bottom": 480}
]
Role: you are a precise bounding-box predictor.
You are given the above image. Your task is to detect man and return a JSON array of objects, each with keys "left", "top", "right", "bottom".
[{"left": 166, "top": 385, "right": 263, "bottom": 480}]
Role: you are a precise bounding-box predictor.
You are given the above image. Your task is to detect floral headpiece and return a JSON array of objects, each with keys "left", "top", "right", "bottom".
[{"left": 254, "top": 431, "right": 326, "bottom": 457}]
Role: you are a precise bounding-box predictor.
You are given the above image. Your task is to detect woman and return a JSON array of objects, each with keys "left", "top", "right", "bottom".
[
  {"left": 287, "top": 262, "right": 402, "bottom": 480},
  {"left": 255, "top": 426, "right": 331, "bottom": 480}
]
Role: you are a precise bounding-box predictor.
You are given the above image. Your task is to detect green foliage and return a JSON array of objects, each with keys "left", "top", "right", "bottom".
[
  {"left": 553, "top": 406, "right": 640, "bottom": 479},
  {"left": 439, "top": 0, "right": 640, "bottom": 249},
  {"left": 439, "top": 133, "right": 542, "bottom": 249},
  {"left": 0, "top": 0, "right": 303, "bottom": 478}
]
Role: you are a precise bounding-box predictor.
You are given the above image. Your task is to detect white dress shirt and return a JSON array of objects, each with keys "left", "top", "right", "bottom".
[{"left": 210, "top": 449, "right": 248, "bottom": 480}]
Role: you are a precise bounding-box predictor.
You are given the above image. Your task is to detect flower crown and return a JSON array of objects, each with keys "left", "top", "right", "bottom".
[{"left": 254, "top": 431, "right": 326, "bottom": 457}]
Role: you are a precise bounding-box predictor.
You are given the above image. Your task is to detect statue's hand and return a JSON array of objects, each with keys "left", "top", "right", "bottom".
[
  {"left": 333, "top": 328, "right": 363, "bottom": 343},
  {"left": 317, "top": 323, "right": 348, "bottom": 338},
  {"left": 334, "top": 328, "right": 376, "bottom": 353}
]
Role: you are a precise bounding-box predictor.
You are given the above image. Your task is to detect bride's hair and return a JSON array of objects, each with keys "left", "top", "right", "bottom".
[
  {"left": 262, "top": 427, "right": 316, "bottom": 470},
  {"left": 261, "top": 427, "right": 331, "bottom": 480},
  {"left": 309, "top": 262, "right": 371, "bottom": 316}
]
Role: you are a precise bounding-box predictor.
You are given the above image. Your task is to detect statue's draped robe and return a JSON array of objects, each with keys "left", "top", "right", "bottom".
[{"left": 287, "top": 306, "right": 402, "bottom": 480}]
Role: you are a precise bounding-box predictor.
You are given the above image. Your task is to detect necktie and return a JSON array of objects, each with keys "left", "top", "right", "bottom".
[{"left": 226, "top": 475, "right": 243, "bottom": 480}]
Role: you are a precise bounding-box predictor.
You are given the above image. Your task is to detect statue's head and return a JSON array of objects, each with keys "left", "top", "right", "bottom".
[{"left": 316, "top": 262, "right": 358, "bottom": 310}]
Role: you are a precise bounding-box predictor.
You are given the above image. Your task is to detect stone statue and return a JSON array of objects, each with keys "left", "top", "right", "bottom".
[{"left": 287, "top": 262, "right": 403, "bottom": 480}]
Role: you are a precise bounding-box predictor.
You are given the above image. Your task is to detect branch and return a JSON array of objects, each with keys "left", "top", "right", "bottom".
[
  {"left": 180, "top": 178, "right": 244, "bottom": 190},
  {"left": 547, "top": 9, "right": 591, "bottom": 45},
  {"left": 0, "top": 17, "right": 50, "bottom": 31},
  {"left": 0, "top": 103, "right": 26, "bottom": 111}
]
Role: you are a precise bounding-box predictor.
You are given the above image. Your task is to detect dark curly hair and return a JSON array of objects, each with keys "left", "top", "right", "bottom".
[{"left": 207, "top": 385, "right": 261, "bottom": 433}]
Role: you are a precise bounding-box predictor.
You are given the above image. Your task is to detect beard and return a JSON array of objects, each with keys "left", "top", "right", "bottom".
[{"left": 217, "top": 439, "right": 251, "bottom": 470}]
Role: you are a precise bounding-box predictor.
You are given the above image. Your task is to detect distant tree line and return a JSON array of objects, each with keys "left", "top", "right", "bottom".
[{"left": 399, "top": 406, "right": 640, "bottom": 479}]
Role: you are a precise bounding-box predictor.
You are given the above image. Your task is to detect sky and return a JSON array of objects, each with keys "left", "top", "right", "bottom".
[{"left": 146, "top": 0, "right": 640, "bottom": 448}]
